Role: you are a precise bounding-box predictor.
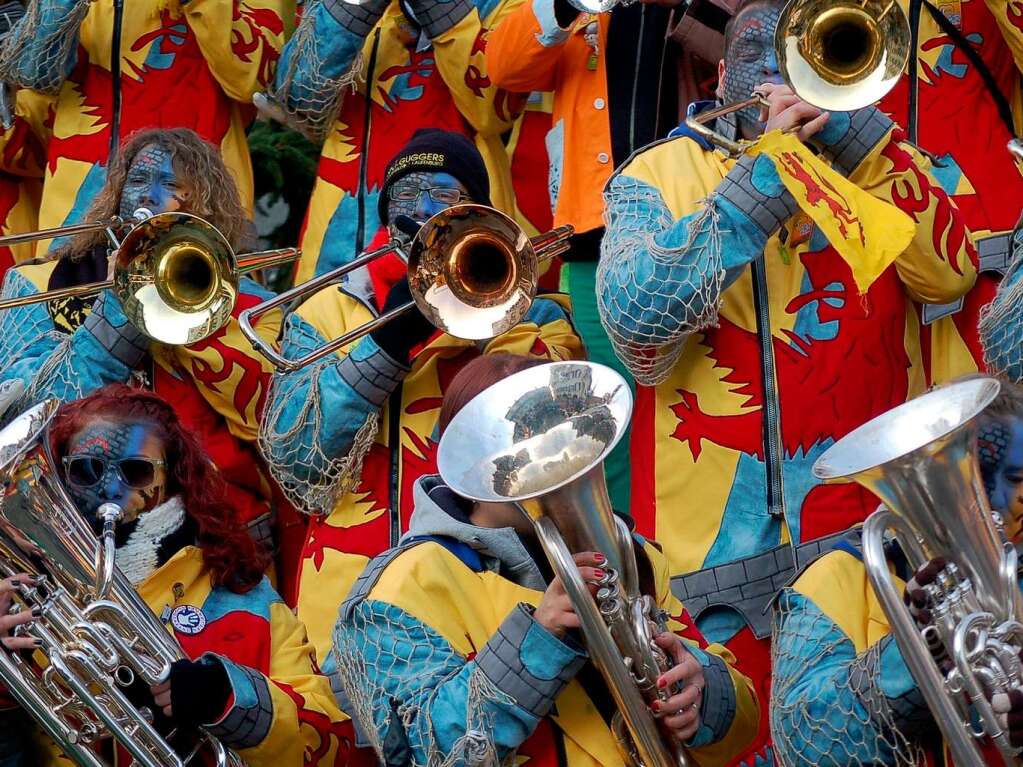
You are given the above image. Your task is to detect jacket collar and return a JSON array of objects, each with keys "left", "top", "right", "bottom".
[{"left": 402, "top": 475, "right": 547, "bottom": 591}]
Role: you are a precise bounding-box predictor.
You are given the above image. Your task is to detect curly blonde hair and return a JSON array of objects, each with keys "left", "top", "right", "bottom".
[{"left": 59, "top": 128, "right": 252, "bottom": 259}]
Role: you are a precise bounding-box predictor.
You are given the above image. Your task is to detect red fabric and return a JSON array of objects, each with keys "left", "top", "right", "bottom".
[{"left": 365, "top": 227, "right": 406, "bottom": 312}]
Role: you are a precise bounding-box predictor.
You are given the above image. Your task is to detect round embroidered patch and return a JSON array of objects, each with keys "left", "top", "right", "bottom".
[{"left": 170, "top": 605, "right": 207, "bottom": 636}]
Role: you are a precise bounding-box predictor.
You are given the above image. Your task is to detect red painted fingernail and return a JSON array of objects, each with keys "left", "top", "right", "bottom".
[
  {"left": 651, "top": 700, "right": 661, "bottom": 712},
  {"left": 594, "top": 553, "right": 606, "bottom": 562},
  {"left": 658, "top": 677, "right": 667, "bottom": 689},
  {"left": 593, "top": 569, "right": 605, "bottom": 579}
]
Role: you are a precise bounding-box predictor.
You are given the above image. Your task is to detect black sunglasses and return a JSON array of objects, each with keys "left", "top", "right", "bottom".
[{"left": 62, "top": 455, "right": 166, "bottom": 490}]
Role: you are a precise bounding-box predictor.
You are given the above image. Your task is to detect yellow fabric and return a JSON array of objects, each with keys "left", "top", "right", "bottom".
[
  {"left": 748, "top": 131, "right": 915, "bottom": 294},
  {"left": 617, "top": 130, "right": 975, "bottom": 576},
  {"left": 293, "top": 286, "right": 584, "bottom": 659},
  {"left": 365, "top": 538, "right": 759, "bottom": 767}
]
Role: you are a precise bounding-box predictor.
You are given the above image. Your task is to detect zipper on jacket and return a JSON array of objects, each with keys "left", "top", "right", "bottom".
[
  {"left": 108, "top": 0, "right": 124, "bottom": 161},
  {"left": 750, "top": 258, "right": 786, "bottom": 520},
  {"left": 387, "top": 386, "right": 403, "bottom": 547}
]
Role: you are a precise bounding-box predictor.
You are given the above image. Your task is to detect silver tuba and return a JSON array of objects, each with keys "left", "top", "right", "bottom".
[
  {"left": 0, "top": 400, "right": 242, "bottom": 767},
  {"left": 438, "top": 361, "right": 692, "bottom": 767},
  {"left": 812, "top": 377, "right": 1023, "bottom": 767}
]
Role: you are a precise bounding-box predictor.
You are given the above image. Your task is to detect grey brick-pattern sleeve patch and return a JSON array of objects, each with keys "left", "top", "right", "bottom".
[
  {"left": 337, "top": 347, "right": 409, "bottom": 407},
  {"left": 697, "top": 653, "right": 737, "bottom": 744},
  {"left": 205, "top": 665, "right": 274, "bottom": 749},
  {"left": 475, "top": 604, "right": 585, "bottom": 719},
  {"left": 323, "top": 0, "right": 390, "bottom": 38},
  {"left": 822, "top": 107, "right": 893, "bottom": 177},
  {"left": 717, "top": 153, "right": 798, "bottom": 237},
  {"left": 82, "top": 292, "right": 148, "bottom": 369},
  {"left": 414, "top": 0, "right": 474, "bottom": 39}
]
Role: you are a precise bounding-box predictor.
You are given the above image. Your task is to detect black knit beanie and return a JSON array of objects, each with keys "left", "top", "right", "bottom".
[{"left": 378, "top": 128, "right": 491, "bottom": 224}]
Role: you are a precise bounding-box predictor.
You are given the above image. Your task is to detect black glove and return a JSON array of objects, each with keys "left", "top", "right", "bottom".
[
  {"left": 370, "top": 278, "right": 436, "bottom": 364},
  {"left": 903, "top": 557, "right": 953, "bottom": 673},
  {"left": 168, "top": 657, "right": 232, "bottom": 729}
]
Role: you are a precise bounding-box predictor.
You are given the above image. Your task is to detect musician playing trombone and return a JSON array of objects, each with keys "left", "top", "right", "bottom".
[
  {"left": 331, "top": 353, "right": 759, "bottom": 767},
  {"left": 596, "top": 0, "right": 978, "bottom": 761},
  {"left": 0, "top": 128, "right": 284, "bottom": 556},
  {"left": 770, "top": 376, "right": 1023, "bottom": 765},
  {"left": 259, "top": 128, "right": 584, "bottom": 662},
  {"left": 0, "top": 385, "right": 354, "bottom": 765}
]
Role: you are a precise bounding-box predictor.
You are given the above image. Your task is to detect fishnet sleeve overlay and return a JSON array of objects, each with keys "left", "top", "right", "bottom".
[
  {"left": 0, "top": 271, "right": 133, "bottom": 426},
  {"left": 259, "top": 312, "right": 411, "bottom": 516},
  {"left": 333, "top": 598, "right": 585, "bottom": 767},
  {"left": 771, "top": 587, "right": 930, "bottom": 767},
  {"left": 0, "top": 0, "right": 89, "bottom": 93},
  {"left": 264, "top": 0, "right": 371, "bottom": 140},
  {"left": 596, "top": 151, "right": 794, "bottom": 386},
  {"left": 980, "top": 225, "right": 1023, "bottom": 382}
]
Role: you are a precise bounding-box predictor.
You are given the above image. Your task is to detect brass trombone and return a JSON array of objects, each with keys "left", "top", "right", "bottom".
[
  {"left": 685, "top": 0, "right": 910, "bottom": 152},
  {"left": 0, "top": 211, "right": 298, "bottom": 346},
  {"left": 239, "top": 204, "right": 573, "bottom": 372}
]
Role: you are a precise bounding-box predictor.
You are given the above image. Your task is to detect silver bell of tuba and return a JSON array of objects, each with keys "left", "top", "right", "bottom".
[
  {"left": 438, "top": 360, "right": 692, "bottom": 767},
  {"left": 812, "top": 377, "right": 1023, "bottom": 767},
  {"left": 0, "top": 400, "right": 241, "bottom": 767}
]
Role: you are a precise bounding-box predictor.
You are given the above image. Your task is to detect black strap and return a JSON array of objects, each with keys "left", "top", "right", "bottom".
[
  {"left": 922, "top": 0, "right": 1016, "bottom": 137},
  {"left": 907, "top": 0, "right": 922, "bottom": 142}
]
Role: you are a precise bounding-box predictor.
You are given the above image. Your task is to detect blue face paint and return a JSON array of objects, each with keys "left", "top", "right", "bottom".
[
  {"left": 386, "top": 171, "right": 469, "bottom": 235},
  {"left": 64, "top": 421, "right": 167, "bottom": 526},
  {"left": 979, "top": 417, "right": 1023, "bottom": 534},
  {"left": 721, "top": 5, "right": 784, "bottom": 135},
  {"left": 119, "top": 144, "right": 183, "bottom": 219}
]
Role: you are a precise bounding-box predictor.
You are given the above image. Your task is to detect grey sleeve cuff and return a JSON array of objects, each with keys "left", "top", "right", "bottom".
[
  {"left": 204, "top": 663, "right": 274, "bottom": 749},
  {"left": 412, "top": 0, "right": 474, "bottom": 39},
  {"left": 815, "top": 106, "right": 893, "bottom": 177},
  {"left": 82, "top": 292, "right": 148, "bottom": 369},
  {"left": 696, "top": 653, "right": 737, "bottom": 744},
  {"left": 717, "top": 153, "right": 799, "bottom": 237},
  {"left": 323, "top": 0, "right": 390, "bottom": 38},
  {"left": 475, "top": 604, "right": 586, "bottom": 719},
  {"left": 337, "top": 344, "right": 409, "bottom": 407}
]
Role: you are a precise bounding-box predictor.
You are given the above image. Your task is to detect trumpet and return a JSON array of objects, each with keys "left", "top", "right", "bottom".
[
  {"left": 438, "top": 361, "right": 691, "bottom": 767},
  {"left": 0, "top": 211, "right": 298, "bottom": 346},
  {"left": 686, "top": 0, "right": 910, "bottom": 153},
  {"left": 239, "top": 204, "right": 573, "bottom": 372},
  {"left": 813, "top": 377, "right": 1023, "bottom": 767},
  {"left": 0, "top": 400, "right": 242, "bottom": 766}
]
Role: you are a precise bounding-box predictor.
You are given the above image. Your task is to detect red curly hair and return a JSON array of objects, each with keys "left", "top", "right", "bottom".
[{"left": 48, "top": 384, "right": 268, "bottom": 593}]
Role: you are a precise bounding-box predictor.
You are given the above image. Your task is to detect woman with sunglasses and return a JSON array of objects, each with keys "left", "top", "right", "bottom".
[{"left": 0, "top": 383, "right": 356, "bottom": 766}]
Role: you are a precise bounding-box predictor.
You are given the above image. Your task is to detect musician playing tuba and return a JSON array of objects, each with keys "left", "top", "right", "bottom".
[
  {"left": 595, "top": 0, "right": 978, "bottom": 759},
  {"left": 0, "top": 128, "right": 284, "bottom": 556},
  {"left": 770, "top": 375, "right": 1023, "bottom": 765},
  {"left": 331, "top": 353, "right": 759, "bottom": 767},
  {"left": 258, "top": 129, "right": 583, "bottom": 661},
  {"left": 0, "top": 385, "right": 353, "bottom": 765}
]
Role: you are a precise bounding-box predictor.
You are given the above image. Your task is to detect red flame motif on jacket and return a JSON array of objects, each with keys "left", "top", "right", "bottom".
[
  {"left": 232, "top": 3, "right": 285, "bottom": 87},
  {"left": 776, "top": 151, "right": 863, "bottom": 243}
]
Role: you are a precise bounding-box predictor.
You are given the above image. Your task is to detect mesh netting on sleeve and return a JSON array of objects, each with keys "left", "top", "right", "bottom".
[
  {"left": 258, "top": 357, "right": 380, "bottom": 516},
  {"left": 770, "top": 592, "right": 927, "bottom": 767},
  {"left": 0, "top": 0, "right": 90, "bottom": 93},
  {"left": 261, "top": 1, "right": 361, "bottom": 142},
  {"left": 333, "top": 599, "right": 516, "bottom": 767},
  {"left": 596, "top": 182, "right": 726, "bottom": 387},
  {"left": 979, "top": 227, "right": 1023, "bottom": 383}
]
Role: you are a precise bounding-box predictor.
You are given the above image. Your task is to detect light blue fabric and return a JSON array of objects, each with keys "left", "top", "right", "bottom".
[
  {"left": 599, "top": 159, "right": 784, "bottom": 346},
  {"left": 530, "top": 0, "right": 569, "bottom": 47},
  {"left": 211, "top": 654, "right": 262, "bottom": 711},
  {"left": 337, "top": 599, "right": 562, "bottom": 766},
  {"left": 771, "top": 588, "right": 924, "bottom": 766},
  {"left": 274, "top": 4, "right": 367, "bottom": 121},
  {"left": 2, "top": 0, "right": 81, "bottom": 90},
  {"left": 0, "top": 270, "right": 134, "bottom": 419}
]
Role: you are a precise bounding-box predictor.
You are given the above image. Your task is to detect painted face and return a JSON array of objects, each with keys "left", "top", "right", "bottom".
[
  {"left": 978, "top": 416, "right": 1023, "bottom": 540},
  {"left": 720, "top": 4, "right": 783, "bottom": 136},
  {"left": 63, "top": 419, "right": 168, "bottom": 528},
  {"left": 386, "top": 171, "right": 469, "bottom": 239},
  {"left": 118, "top": 144, "right": 186, "bottom": 219}
]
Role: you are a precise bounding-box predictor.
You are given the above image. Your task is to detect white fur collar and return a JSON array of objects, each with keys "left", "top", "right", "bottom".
[{"left": 115, "top": 496, "right": 187, "bottom": 586}]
